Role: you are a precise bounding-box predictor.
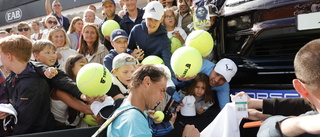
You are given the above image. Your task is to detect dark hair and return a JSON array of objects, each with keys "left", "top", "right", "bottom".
[
  {"left": 185, "top": 73, "right": 214, "bottom": 103},
  {"left": 129, "top": 65, "right": 167, "bottom": 89},
  {"left": 78, "top": 24, "right": 100, "bottom": 56},
  {"left": 65, "top": 54, "right": 87, "bottom": 81}
]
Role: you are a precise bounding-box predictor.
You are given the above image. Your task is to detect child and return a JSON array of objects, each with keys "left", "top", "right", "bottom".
[
  {"left": 163, "top": 7, "right": 187, "bottom": 46},
  {"left": 107, "top": 53, "right": 137, "bottom": 101},
  {"left": 51, "top": 54, "right": 93, "bottom": 129},
  {"left": 0, "top": 35, "right": 55, "bottom": 135},
  {"left": 33, "top": 41, "right": 92, "bottom": 129},
  {"left": 181, "top": 73, "right": 214, "bottom": 115},
  {"left": 103, "top": 29, "right": 144, "bottom": 72},
  {"left": 32, "top": 40, "right": 57, "bottom": 67}
]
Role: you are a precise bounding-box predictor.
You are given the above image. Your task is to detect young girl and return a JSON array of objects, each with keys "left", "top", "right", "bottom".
[
  {"left": 67, "top": 16, "right": 83, "bottom": 50},
  {"left": 47, "top": 27, "right": 77, "bottom": 72},
  {"left": 182, "top": 73, "right": 214, "bottom": 115},
  {"left": 163, "top": 7, "right": 187, "bottom": 46}
]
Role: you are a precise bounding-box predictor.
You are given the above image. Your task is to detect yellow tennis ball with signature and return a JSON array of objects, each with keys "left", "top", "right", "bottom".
[
  {"left": 76, "top": 63, "right": 112, "bottom": 97},
  {"left": 171, "top": 46, "right": 203, "bottom": 78}
]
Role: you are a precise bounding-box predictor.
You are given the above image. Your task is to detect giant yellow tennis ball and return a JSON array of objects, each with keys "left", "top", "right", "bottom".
[
  {"left": 141, "top": 55, "right": 164, "bottom": 65},
  {"left": 76, "top": 63, "right": 112, "bottom": 97},
  {"left": 185, "top": 30, "right": 214, "bottom": 57},
  {"left": 169, "top": 36, "right": 182, "bottom": 53},
  {"left": 171, "top": 46, "right": 203, "bottom": 78},
  {"left": 83, "top": 115, "right": 98, "bottom": 126},
  {"left": 101, "top": 20, "right": 120, "bottom": 36},
  {"left": 153, "top": 111, "right": 165, "bottom": 122}
]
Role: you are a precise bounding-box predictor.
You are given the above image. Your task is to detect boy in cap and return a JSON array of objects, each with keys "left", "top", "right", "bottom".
[
  {"left": 128, "top": 1, "right": 173, "bottom": 74},
  {"left": 103, "top": 29, "right": 144, "bottom": 72}
]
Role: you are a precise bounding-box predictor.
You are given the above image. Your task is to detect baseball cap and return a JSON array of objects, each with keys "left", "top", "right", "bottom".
[
  {"left": 143, "top": 1, "right": 164, "bottom": 21},
  {"left": 110, "top": 29, "right": 128, "bottom": 42},
  {"left": 214, "top": 58, "right": 237, "bottom": 82},
  {"left": 102, "top": 0, "right": 115, "bottom": 5},
  {"left": 112, "top": 53, "right": 137, "bottom": 71}
]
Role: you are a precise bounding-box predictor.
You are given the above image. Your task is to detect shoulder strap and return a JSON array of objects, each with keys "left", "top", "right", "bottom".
[{"left": 91, "top": 106, "right": 144, "bottom": 137}]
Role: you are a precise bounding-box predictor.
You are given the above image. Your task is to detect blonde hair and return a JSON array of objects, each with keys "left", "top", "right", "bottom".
[{"left": 48, "top": 27, "right": 71, "bottom": 48}]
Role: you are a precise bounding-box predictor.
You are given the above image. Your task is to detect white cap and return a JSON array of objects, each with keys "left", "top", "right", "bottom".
[
  {"left": 214, "top": 58, "right": 237, "bottom": 82},
  {"left": 154, "top": 64, "right": 175, "bottom": 87},
  {"left": 112, "top": 53, "right": 136, "bottom": 70},
  {"left": 143, "top": 1, "right": 164, "bottom": 21},
  {"left": 180, "top": 95, "right": 196, "bottom": 116}
]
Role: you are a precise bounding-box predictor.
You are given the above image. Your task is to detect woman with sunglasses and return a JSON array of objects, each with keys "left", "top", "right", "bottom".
[
  {"left": 67, "top": 17, "right": 84, "bottom": 50},
  {"left": 16, "top": 22, "right": 33, "bottom": 42},
  {"left": 78, "top": 24, "right": 108, "bottom": 64},
  {"left": 41, "top": 15, "right": 60, "bottom": 40}
]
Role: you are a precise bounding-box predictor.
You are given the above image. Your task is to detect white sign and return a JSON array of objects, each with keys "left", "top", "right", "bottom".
[
  {"left": 5, "top": 8, "right": 22, "bottom": 23},
  {"left": 297, "top": 12, "right": 320, "bottom": 31}
]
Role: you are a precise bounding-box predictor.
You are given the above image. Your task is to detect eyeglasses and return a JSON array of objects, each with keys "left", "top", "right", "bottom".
[
  {"left": 164, "top": 15, "right": 175, "bottom": 18},
  {"left": 18, "top": 28, "right": 29, "bottom": 32},
  {"left": 48, "top": 20, "right": 58, "bottom": 25}
]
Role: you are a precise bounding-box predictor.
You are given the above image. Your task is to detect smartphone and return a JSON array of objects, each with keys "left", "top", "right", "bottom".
[{"left": 169, "top": 101, "right": 180, "bottom": 113}]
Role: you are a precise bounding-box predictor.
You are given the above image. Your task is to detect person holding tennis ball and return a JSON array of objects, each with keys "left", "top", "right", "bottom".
[{"left": 175, "top": 58, "right": 238, "bottom": 109}]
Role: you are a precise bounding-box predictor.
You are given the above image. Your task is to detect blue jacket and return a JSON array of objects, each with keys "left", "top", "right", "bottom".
[
  {"left": 103, "top": 49, "right": 133, "bottom": 72},
  {"left": 120, "top": 8, "right": 144, "bottom": 35},
  {"left": 173, "top": 59, "right": 230, "bottom": 109},
  {"left": 128, "top": 20, "right": 172, "bottom": 72}
]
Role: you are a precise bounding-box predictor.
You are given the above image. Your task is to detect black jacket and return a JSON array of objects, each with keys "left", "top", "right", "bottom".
[
  {"left": 31, "top": 61, "right": 82, "bottom": 100},
  {"left": 5, "top": 62, "right": 55, "bottom": 135},
  {"left": 263, "top": 97, "right": 313, "bottom": 116},
  {"left": 120, "top": 8, "right": 145, "bottom": 35}
]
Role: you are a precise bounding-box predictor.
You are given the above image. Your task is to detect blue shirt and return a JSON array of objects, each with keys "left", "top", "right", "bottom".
[
  {"left": 173, "top": 59, "right": 230, "bottom": 109},
  {"left": 107, "top": 101, "right": 151, "bottom": 137}
]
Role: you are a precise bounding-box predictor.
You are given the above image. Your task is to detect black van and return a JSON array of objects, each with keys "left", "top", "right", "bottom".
[{"left": 216, "top": 0, "right": 320, "bottom": 86}]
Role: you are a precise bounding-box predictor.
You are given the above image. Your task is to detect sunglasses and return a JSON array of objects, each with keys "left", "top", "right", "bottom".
[
  {"left": 18, "top": 28, "right": 29, "bottom": 32},
  {"left": 51, "top": 26, "right": 63, "bottom": 29},
  {"left": 48, "top": 20, "right": 58, "bottom": 25}
]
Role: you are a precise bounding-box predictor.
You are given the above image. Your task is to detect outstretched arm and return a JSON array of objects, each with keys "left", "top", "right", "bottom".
[
  {"left": 45, "top": 0, "right": 52, "bottom": 15},
  {"left": 280, "top": 114, "right": 320, "bottom": 136}
]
